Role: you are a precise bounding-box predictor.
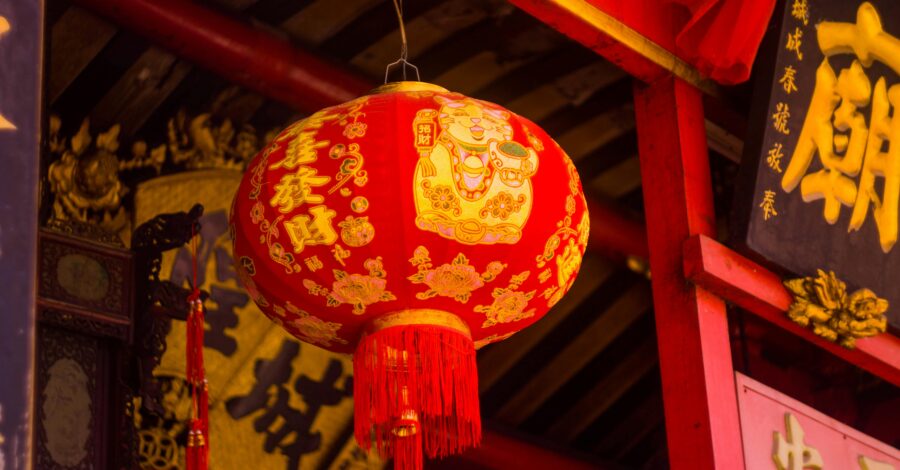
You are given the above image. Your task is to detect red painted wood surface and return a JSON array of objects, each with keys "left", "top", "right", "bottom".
[
  {"left": 508, "top": 0, "right": 670, "bottom": 83},
  {"left": 684, "top": 234, "right": 900, "bottom": 387},
  {"left": 634, "top": 76, "right": 745, "bottom": 470},
  {"left": 72, "top": 0, "right": 372, "bottom": 112}
]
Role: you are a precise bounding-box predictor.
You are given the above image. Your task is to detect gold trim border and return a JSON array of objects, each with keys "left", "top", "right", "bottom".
[
  {"left": 367, "top": 309, "right": 472, "bottom": 339},
  {"left": 369, "top": 81, "right": 450, "bottom": 95},
  {"left": 547, "top": 0, "right": 719, "bottom": 95}
]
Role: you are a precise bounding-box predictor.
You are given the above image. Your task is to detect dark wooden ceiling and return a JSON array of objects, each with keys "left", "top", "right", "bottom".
[{"left": 41, "top": 1, "right": 780, "bottom": 469}]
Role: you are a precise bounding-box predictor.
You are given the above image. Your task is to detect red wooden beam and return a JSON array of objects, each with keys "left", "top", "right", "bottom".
[
  {"left": 71, "top": 0, "right": 371, "bottom": 112},
  {"left": 633, "top": 76, "right": 744, "bottom": 469},
  {"left": 684, "top": 234, "right": 900, "bottom": 388}
]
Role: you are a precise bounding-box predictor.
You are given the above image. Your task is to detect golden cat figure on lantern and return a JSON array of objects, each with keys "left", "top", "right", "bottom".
[{"left": 413, "top": 95, "right": 538, "bottom": 245}]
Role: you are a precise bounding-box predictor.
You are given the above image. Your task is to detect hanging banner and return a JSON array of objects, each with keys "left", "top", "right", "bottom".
[
  {"left": 735, "top": 0, "right": 900, "bottom": 330},
  {"left": 133, "top": 169, "right": 377, "bottom": 470}
]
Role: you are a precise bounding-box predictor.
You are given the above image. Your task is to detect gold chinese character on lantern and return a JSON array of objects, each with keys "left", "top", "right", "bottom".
[
  {"left": 781, "top": 2, "right": 900, "bottom": 252},
  {"left": 283, "top": 205, "right": 338, "bottom": 253},
  {"left": 270, "top": 167, "right": 330, "bottom": 213}
]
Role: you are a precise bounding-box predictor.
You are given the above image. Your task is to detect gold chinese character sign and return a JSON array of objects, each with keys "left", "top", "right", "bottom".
[{"left": 736, "top": 0, "right": 900, "bottom": 331}]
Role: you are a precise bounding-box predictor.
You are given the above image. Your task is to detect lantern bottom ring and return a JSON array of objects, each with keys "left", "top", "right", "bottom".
[{"left": 365, "top": 308, "right": 471, "bottom": 339}]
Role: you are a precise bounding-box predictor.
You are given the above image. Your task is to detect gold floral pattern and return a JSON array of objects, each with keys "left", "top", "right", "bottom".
[
  {"left": 525, "top": 128, "right": 544, "bottom": 152},
  {"left": 251, "top": 200, "right": 301, "bottom": 274},
  {"left": 237, "top": 256, "right": 269, "bottom": 307},
  {"left": 422, "top": 180, "right": 461, "bottom": 215},
  {"left": 534, "top": 158, "right": 587, "bottom": 307},
  {"left": 338, "top": 215, "right": 375, "bottom": 247},
  {"left": 474, "top": 331, "right": 517, "bottom": 349},
  {"left": 343, "top": 122, "right": 367, "bottom": 139},
  {"left": 328, "top": 143, "right": 367, "bottom": 195},
  {"left": 303, "top": 256, "right": 395, "bottom": 314},
  {"left": 555, "top": 238, "right": 583, "bottom": 295},
  {"left": 479, "top": 191, "right": 526, "bottom": 220},
  {"left": 476, "top": 271, "right": 536, "bottom": 328},
  {"left": 407, "top": 246, "right": 505, "bottom": 303},
  {"left": 271, "top": 302, "right": 346, "bottom": 347},
  {"left": 538, "top": 268, "right": 553, "bottom": 284}
]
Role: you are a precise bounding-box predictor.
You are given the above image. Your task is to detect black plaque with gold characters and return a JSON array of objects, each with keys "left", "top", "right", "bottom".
[{"left": 735, "top": 0, "right": 900, "bottom": 331}]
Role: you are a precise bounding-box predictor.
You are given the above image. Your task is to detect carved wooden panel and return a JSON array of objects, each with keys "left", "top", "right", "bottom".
[
  {"left": 34, "top": 326, "right": 106, "bottom": 470},
  {"left": 38, "top": 229, "right": 133, "bottom": 339}
]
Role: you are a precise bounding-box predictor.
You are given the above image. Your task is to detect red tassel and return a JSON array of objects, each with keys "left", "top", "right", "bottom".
[
  {"left": 392, "top": 412, "right": 423, "bottom": 470},
  {"left": 353, "top": 324, "right": 481, "bottom": 470},
  {"left": 186, "top": 230, "right": 209, "bottom": 470}
]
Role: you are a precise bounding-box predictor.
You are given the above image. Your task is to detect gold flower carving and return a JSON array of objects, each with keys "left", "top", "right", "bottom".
[
  {"left": 271, "top": 301, "right": 347, "bottom": 347},
  {"left": 784, "top": 270, "right": 888, "bottom": 348}
]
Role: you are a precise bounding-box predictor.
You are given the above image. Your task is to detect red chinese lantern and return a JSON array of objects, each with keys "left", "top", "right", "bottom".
[{"left": 231, "top": 81, "right": 589, "bottom": 469}]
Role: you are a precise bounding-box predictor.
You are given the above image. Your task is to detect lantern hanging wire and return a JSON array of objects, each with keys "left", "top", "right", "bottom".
[{"left": 385, "top": 0, "right": 420, "bottom": 83}]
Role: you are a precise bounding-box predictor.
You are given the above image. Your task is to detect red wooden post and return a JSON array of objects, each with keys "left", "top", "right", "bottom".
[{"left": 633, "top": 76, "right": 744, "bottom": 469}]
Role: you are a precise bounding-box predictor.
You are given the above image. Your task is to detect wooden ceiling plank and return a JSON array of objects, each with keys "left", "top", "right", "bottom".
[
  {"left": 49, "top": 6, "right": 117, "bottom": 103},
  {"left": 477, "top": 256, "right": 614, "bottom": 393},
  {"left": 433, "top": 51, "right": 528, "bottom": 96},
  {"left": 492, "top": 282, "right": 651, "bottom": 425},
  {"left": 556, "top": 105, "right": 635, "bottom": 162},
  {"left": 279, "top": 0, "right": 383, "bottom": 46},
  {"left": 504, "top": 61, "right": 625, "bottom": 122},
  {"left": 705, "top": 118, "right": 743, "bottom": 163},
  {"left": 505, "top": 84, "right": 570, "bottom": 122},
  {"left": 350, "top": 0, "right": 487, "bottom": 78},
  {"left": 589, "top": 155, "right": 642, "bottom": 200},
  {"left": 90, "top": 47, "right": 192, "bottom": 137},
  {"left": 545, "top": 340, "right": 657, "bottom": 441},
  {"left": 591, "top": 392, "right": 664, "bottom": 456}
]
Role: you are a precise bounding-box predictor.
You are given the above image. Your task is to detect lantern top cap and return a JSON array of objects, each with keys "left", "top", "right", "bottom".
[{"left": 369, "top": 81, "right": 449, "bottom": 95}]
